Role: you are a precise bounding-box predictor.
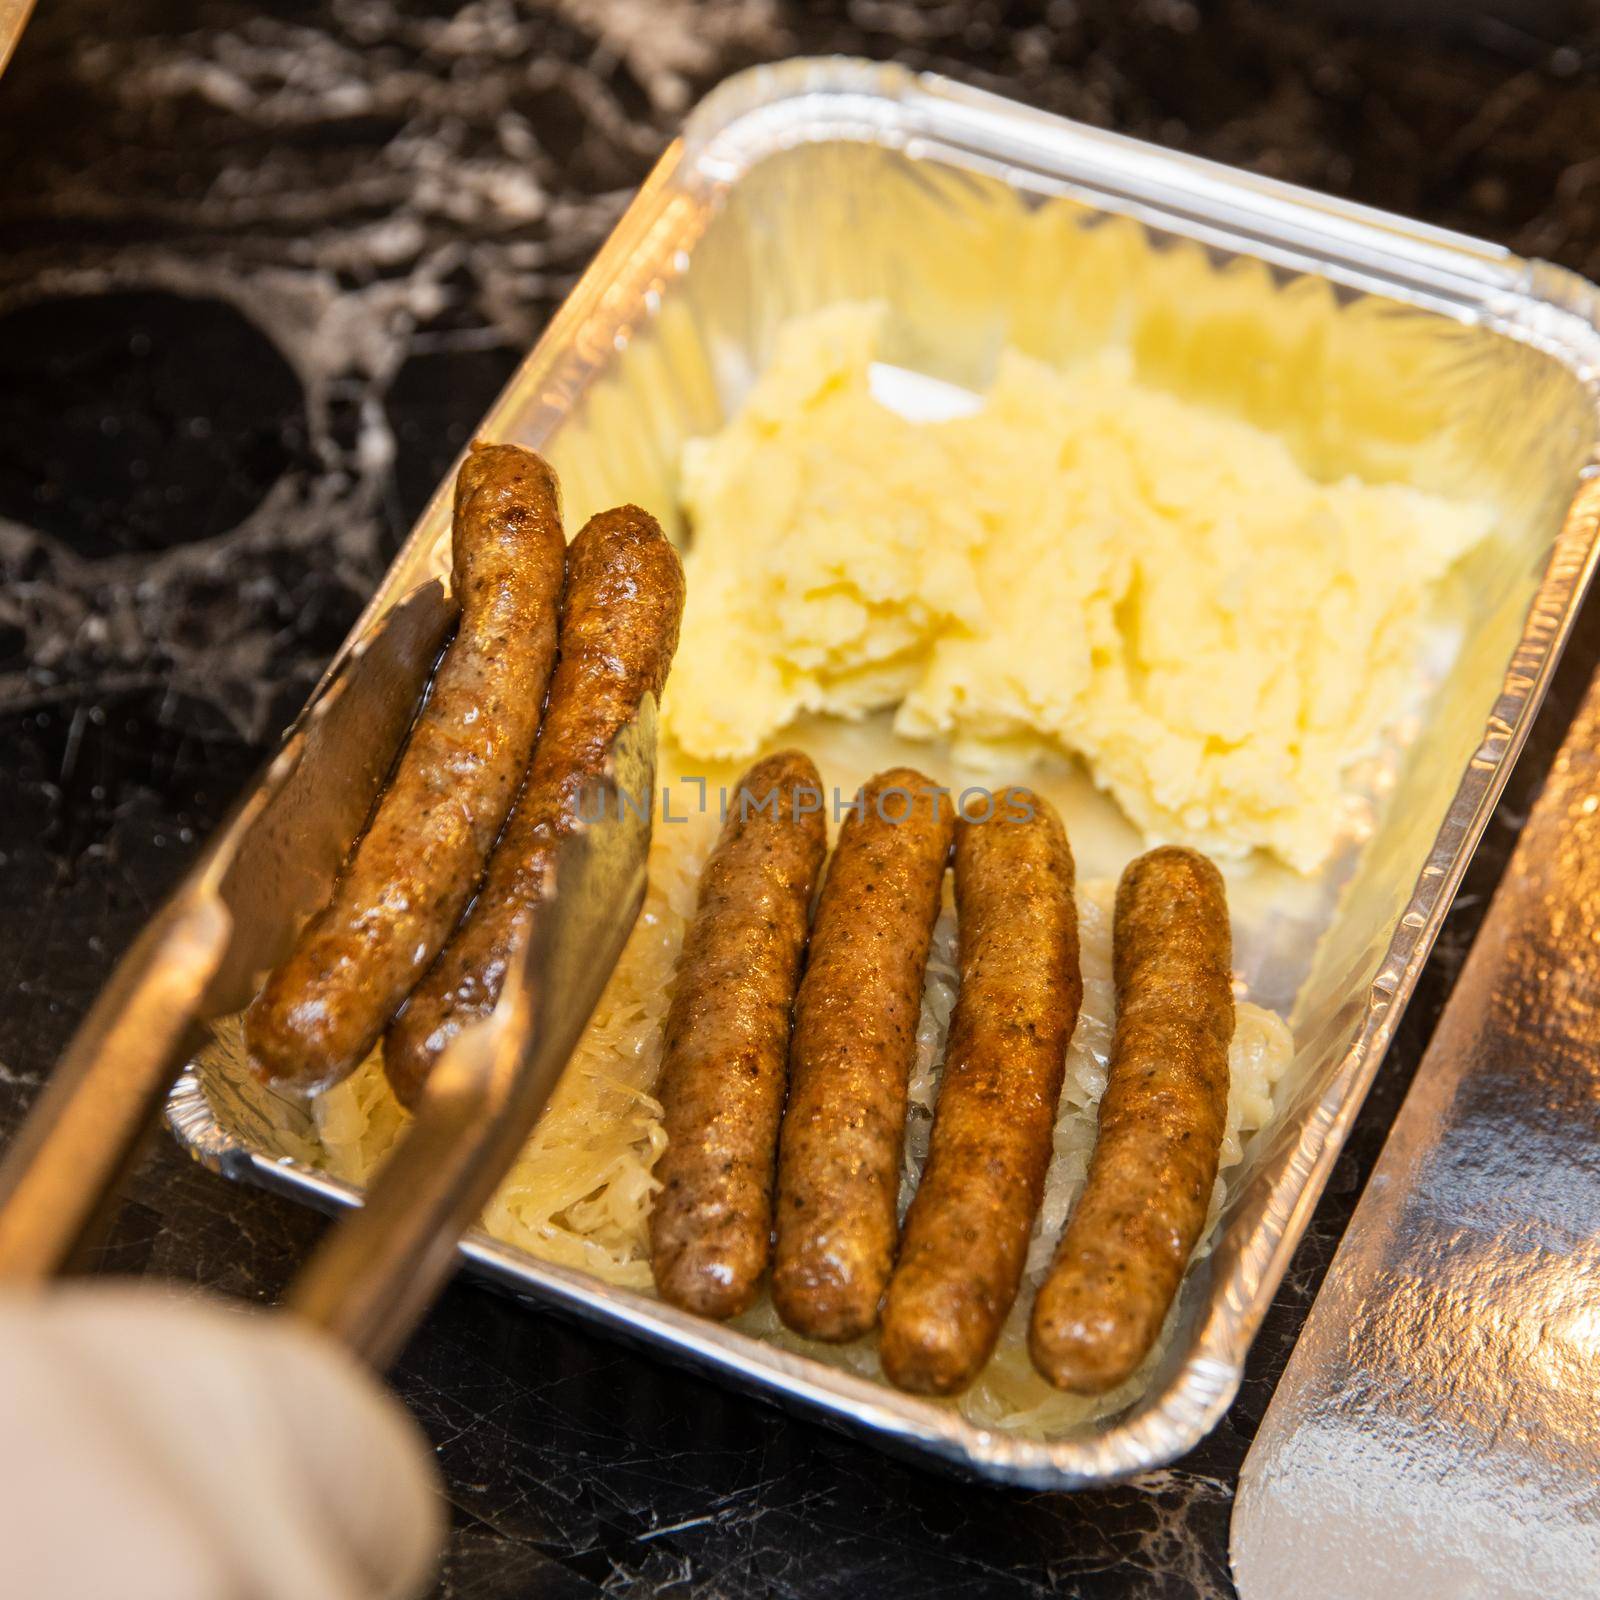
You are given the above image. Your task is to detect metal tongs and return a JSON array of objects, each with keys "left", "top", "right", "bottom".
[{"left": 0, "top": 579, "right": 657, "bottom": 1369}]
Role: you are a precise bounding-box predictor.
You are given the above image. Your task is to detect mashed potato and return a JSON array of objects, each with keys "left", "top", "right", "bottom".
[{"left": 664, "top": 304, "right": 1492, "bottom": 871}]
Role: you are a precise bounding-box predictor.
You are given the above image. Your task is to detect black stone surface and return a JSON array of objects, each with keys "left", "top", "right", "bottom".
[{"left": 3, "top": 3, "right": 1600, "bottom": 1595}]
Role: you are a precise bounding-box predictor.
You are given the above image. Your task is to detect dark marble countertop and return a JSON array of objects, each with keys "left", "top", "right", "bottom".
[{"left": 4, "top": 3, "right": 1600, "bottom": 1595}]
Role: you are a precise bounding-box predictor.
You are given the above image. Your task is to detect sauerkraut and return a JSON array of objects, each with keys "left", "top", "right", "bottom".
[{"left": 196, "top": 756, "right": 1293, "bottom": 1440}]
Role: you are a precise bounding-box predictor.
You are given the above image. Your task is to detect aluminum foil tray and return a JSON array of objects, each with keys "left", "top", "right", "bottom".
[{"left": 167, "top": 57, "right": 1600, "bottom": 1487}]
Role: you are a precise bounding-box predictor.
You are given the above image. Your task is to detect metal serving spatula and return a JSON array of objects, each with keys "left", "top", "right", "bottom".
[
  {"left": 0, "top": 0, "right": 34, "bottom": 77},
  {"left": 0, "top": 570, "right": 657, "bottom": 1370},
  {"left": 1231, "top": 662, "right": 1600, "bottom": 1598},
  {"left": 0, "top": 578, "right": 458, "bottom": 1281}
]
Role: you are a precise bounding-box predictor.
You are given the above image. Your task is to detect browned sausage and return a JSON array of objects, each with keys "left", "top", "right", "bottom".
[
  {"left": 384, "top": 504, "right": 685, "bottom": 1106},
  {"left": 245, "top": 442, "right": 566, "bottom": 1094},
  {"left": 1029, "top": 844, "right": 1234, "bottom": 1394},
  {"left": 879, "top": 793, "right": 1081, "bottom": 1394},
  {"left": 649, "top": 751, "right": 828, "bottom": 1318},
  {"left": 771, "top": 768, "right": 955, "bottom": 1342}
]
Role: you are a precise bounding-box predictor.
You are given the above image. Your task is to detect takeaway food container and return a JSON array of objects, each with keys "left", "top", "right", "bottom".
[{"left": 167, "top": 56, "right": 1600, "bottom": 1487}]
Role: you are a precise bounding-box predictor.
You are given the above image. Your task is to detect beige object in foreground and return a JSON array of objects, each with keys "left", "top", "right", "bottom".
[
  {"left": 0, "top": 1287, "right": 442, "bottom": 1600},
  {"left": 1232, "top": 664, "right": 1600, "bottom": 1600},
  {"left": 1031, "top": 845, "right": 1235, "bottom": 1393}
]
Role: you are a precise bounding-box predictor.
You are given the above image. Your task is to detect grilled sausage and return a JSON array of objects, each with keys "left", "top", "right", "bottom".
[
  {"left": 245, "top": 442, "right": 566, "bottom": 1094},
  {"left": 649, "top": 751, "right": 828, "bottom": 1318},
  {"left": 384, "top": 504, "right": 685, "bottom": 1106},
  {"left": 1029, "top": 845, "right": 1234, "bottom": 1394},
  {"left": 880, "top": 793, "right": 1081, "bottom": 1394},
  {"left": 772, "top": 768, "right": 955, "bottom": 1342}
]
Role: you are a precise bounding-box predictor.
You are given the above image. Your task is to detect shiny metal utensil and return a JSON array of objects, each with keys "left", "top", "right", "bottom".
[
  {"left": 0, "top": 520, "right": 656, "bottom": 1366},
  {"left": 288, "top": 698, "right": 656, "bottom": 1368},
  {"left": 0, "top": 580, "right": 457, "bottom": 1279},
  {"left": 1231, "top": 661, "right": 1600, "bottom": 1599},
  {"left": 0, "top": 0, "right": 34, "bottom": 78}
]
